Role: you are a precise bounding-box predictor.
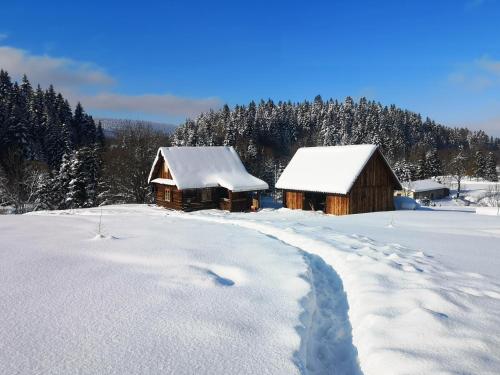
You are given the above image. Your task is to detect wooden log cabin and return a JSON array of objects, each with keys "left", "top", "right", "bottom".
[
  {"left": 276, "top": 145, "right": 402, "bottom": 215},
  {"left": 148, "top": 146, "right": 268, "bottom": 212}
]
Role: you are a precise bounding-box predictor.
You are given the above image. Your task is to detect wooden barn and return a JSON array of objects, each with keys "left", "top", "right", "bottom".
[
  {"left": 276, "top": 145, "right": 402, "bottom": 215},
  {"left": 148, "top": 146, "right": 268, "bottom": 212}
]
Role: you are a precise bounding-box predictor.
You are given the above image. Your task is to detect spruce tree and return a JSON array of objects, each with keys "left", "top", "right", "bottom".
[
  {"left": 66, "top": 150, "right": 87, "bottom": 208},
  {"left": 53, "top": 153, "right": 73, "bottom": 209},
  {"left": 425, "top": 149, "right": 442, "bottom": 178},
  {"left": 30, "top": 85, "right": 46, "bottom": 161},
  {"left": 415, "top": 156, "right": 427, "bottom": 180},
  {"left": 474, "top": 151, "right": 486, "bottom": 180},
  {"left": 485, "top": 152, "right": 498, "bottom": 182},
  {"left": 0, "top": 70, "right": 13, "bottom": 155},
  {"left": 96, "top": 121, "right": 105, "bottom": 147},
  {"left": 8, "top": 82, "right": 30, "bottom": 157}
]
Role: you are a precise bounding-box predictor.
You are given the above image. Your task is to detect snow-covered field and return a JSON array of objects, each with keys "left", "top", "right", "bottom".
[
  {"left": 435, "top": 177, "right": 500, "bottom": 209},
  {"left": 1, "top": 204, "right": 500, "bottom": 374}
]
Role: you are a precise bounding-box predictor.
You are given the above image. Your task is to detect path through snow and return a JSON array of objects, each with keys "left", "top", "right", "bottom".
[
  {"left": 296, "top": 251, "right": 362, "bottom": 375},
  {"left": 174, "top": 209, "right": 500, "bottom": 375}
]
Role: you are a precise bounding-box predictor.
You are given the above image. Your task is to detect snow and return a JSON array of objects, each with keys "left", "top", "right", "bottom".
[
  {"left": 476, "top": 206, "right": 500, "bottom": 216},
  {"left": 150, "top": 177, "right": 176, "bottom": 185},
  {"left": 148, "top": 146, "right": 268, "bottom": 192},
  {"left": 276, "top": 144, "right": 400, "bottom": 194},
  {"left": 1, "top": 205, "right": 308, "bottom": 374},
  {"left": 393, "top": 196, "right": 419, "bottom": 210},
  {"left": 2, "top": 204, "right": 500, "bottom": 374},
  {"left": 401, "top": 178, "right": 447, "bottom": 192},
  {"left": 183, "top": 207, "right": 500, "bottom": 375}
]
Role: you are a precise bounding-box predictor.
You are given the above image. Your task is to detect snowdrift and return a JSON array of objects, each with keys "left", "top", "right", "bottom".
[{"left": 394, "top": 196, "right": 419, "bottom": 210}]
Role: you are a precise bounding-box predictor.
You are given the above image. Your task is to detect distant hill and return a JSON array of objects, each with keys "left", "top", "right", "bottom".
[{"left": 96, "top": 118, "right": 178, "bottom": 136}]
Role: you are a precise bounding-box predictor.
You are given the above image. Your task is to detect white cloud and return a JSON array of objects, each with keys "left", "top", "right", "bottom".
[
  {"left": 0, "top": 46, "right": 114, "bottom": 89},
  {"left": 477, "top": 56, "right": 500, "bottom": 76},
  {"left": 0, "top": 45, "right": 220, "bottom": 119},
  {"left": 80, "top": 93, "right": 221, "bottom": 118},
  {"left": 448, "top": 56, "right": 500, "bottom": 91}
]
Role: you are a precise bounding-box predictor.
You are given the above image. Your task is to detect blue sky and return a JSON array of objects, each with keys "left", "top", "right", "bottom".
[{"left": 1, "top": 0, "right": 500, "bottom": 135}]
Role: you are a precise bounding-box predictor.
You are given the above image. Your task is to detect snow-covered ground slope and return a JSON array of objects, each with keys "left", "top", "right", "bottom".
[
  {"left": 177, "top": 207, "right": 500, "bottom": 374},
  {"left": 1, "top": 205, "right": 500, "bottom": 374},
  {"left": 0, "top": 206, "right": 314, "bottom": 374}
]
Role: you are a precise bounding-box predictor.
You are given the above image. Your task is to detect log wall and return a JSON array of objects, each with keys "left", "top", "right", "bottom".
[
  {"left": 155, "top": 184, "right": 183, "bottom": 210},
  {"left": 283, "top": 191, "right": 304, "bottom": 210}
]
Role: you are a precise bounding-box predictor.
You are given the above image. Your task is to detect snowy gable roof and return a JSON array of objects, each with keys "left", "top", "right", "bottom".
[
  {"left": 276, "top": 144, "right": 400, "bottom": 194},
  {"left": 402, "top": 179, "right": 448, "bottom": 193},
  {"left": 148, "top": 146, "right": 268, "bottom": 192}
]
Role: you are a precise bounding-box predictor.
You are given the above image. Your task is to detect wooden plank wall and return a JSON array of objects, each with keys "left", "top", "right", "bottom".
[
  {"left": 325, "top": 194, "right": 350, "bottom": 215},
  {"left": 159, "top": 158, "right": 173, "bottom": 179},
  {"left": 284, "top": 191, "right": 304, "bottom": 210},
  {"left": 348, "top": 151, "right": 395, "bottom": 214}
]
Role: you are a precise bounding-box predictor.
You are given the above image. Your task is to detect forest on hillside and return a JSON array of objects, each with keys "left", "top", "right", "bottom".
[
  {"left": 0, "top": 70, "right": 169, "bottom": 213},
  {"left": 0, "top": 71, "right": 498, "bottom": 213},
  {"left": 173, "top": 96, "right": 499, "bottom": 185}
]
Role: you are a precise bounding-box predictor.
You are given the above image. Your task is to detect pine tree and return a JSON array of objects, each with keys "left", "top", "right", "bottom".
[
  {"left": 0, "top": 70, "right": 14, "bottom": 155},
  {"left": 30, "top": 85, "right": 46, "bottom": 161},
  {"left": 66, "top": 149, "right": 87, "bottom": 208},
  {"left": 339, "top": 96, "right": 354, "bottom": 145},
  {"left": 474, "top": 151, "right": 486, "bottom": 180},
  {"left": 8, "top": 82, "right": 30, "bottom": 157},
  {"left": 415, "top": 156, "right": 427, "bottom": 180},
  {"left": 96, "top": 121, "right": 105, "bottom": 147},
  {"left": 19, "top": 75, "right": 34, "bottom": 158},
  {"left": 485, "top": 152, "right": 498, "bottom": 182},
  {"left": 52, "top": 153, "right": 73, "bottom": 209},
  {"left": 425, "top": 149, "right": 442, "bottom": 178},
  {"left": 392, "top": 160, "right": 415, "bottom": 182}
]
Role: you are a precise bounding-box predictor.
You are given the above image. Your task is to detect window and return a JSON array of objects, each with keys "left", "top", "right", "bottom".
[
  {"left": 165, "top": 189, "right": 171, "bottom": 202},
  {"left": 201, "top": 188, "right": 212, "bottom": 202}
]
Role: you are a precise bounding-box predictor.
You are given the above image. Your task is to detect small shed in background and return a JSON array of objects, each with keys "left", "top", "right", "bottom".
[
  {"left": 399, "top": 179, "right": 450, "bottom": 200},
  {"left": 276, "top": 145, "right": 402, "bottom": 215}
]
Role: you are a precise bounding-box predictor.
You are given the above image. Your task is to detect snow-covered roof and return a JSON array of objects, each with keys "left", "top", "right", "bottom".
[
  {"left": 402, "top": 179, "right": 448, "bottom": 193},
  {"left": 148, "top": 146, "right": 268, "bottom": 192},
  {"left": 150, "top": 178, "right": 176, "bottom": 186},
  {"left": 276, "top": 144, "right": 400, "bottom": 194}
]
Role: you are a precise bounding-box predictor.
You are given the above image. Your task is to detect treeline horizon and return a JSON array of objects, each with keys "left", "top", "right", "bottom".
[
  {"left": 0, "top": 70, "right": 499, "bottom": 213},
  {"left": 173, "top": 96, "right": 499, "bottom": 185}
]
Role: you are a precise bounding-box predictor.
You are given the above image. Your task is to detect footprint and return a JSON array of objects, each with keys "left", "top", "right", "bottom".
[
  {"left": 206, "top": 270, "right": 235, "bottom": 286},
  {"left": 191, "top": 266, "right": 235, "bottom": 287},
  {"left": 423, "top": 308, "right": 448, "bottom": 319}
]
